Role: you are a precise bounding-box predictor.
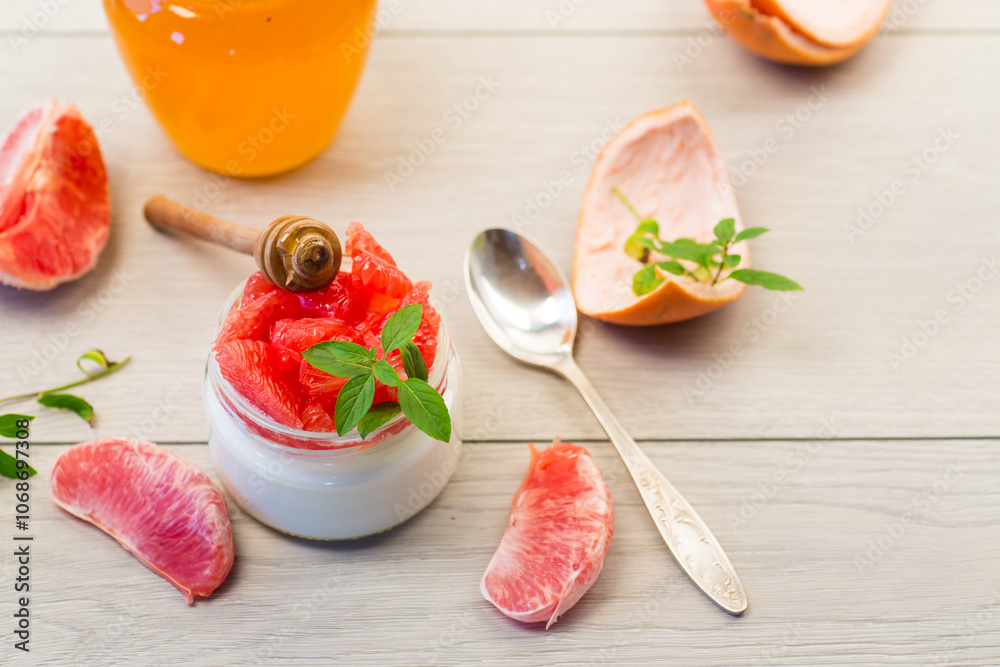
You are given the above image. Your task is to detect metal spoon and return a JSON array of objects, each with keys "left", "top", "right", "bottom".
[{"left": 465, "top": 228, "right": 747, "bottom": 615}]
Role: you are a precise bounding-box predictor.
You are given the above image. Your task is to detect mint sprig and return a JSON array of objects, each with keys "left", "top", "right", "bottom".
[
  {"left": 614, "top": 188, "right": 802, "bottom": 296},
  {"left": 0, "top": 350, "right": 130, "bottom": 425},
  {"left": 303, "top": 305, "right": 451, "bottom": 442},
  {"left": 0, "top": 414, "right": 37, "bottom": 479}
]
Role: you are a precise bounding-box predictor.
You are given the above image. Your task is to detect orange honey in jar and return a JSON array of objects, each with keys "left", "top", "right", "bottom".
[{"left": 102, "top": 0, "right": 376, "bottom": 176}]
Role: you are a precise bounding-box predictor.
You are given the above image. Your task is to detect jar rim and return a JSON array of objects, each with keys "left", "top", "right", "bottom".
[{"left": 206, "top": 269, "right": 452, "bottom": 454}]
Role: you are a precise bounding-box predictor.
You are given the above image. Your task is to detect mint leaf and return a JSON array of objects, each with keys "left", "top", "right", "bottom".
[
  {"left": 714, "top": 218, "right": 735, "bottom": 245},
  {"left": 723, "top": 254, "right": 741, "bottom": 268},
  {"left": 659, "top": 239, "right": 721, "bottom": 270},
  {"left": 357, "top": 402, "right": 402, "bottom": 439},
  {"left": 38, "top": 394, "right": 94, "bottom": 425},
  {"left": 632, "top": 264, "right": 665, "bottom": 296},
  {"left": 372, "top": 359, "right": 402, "bottom": 387},
  {"left": 398, "top": 378, "right": 451, "bottom": 442},
  {"left": 77, "top": 349, "right": 112, "bottom": 375},
  {"left": 625, "top": 220, "right": 660, "bottom": 262},
  {"left": 0, "top": 415, "right": 33, "bottom": 439},
  {"left": 0, "top": 450, "right": 36, "bottom": 480},
  {"left": 400, "top": 341, "right": 428, "bottom": 381},
  {"left": 381, "top": 304, "right": 423, "bottom": 355},
  {"left": 733, "top": 227, "right": 770, "bottom": 242},
  {"left": 303, "top": 341, "right": 376, "bottom": 378},
  {"left": 334, "top": 374, "right": 376, "bottom": 435},
  {"left": 729, "top": 269, "right": 803, "bottom": 291},
  {"left": 656, "top": 260, "right": 686, "bottom": 276}
]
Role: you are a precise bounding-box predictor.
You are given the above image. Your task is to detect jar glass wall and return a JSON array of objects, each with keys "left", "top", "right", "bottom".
[{"left": 102, "top": 0, "right": 376, "bottom": 176}]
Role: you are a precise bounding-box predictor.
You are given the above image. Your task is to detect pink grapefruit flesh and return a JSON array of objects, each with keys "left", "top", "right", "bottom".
[
  {"left": 573, "top": 101, "right": 747, "bottom": 325},
  {"left": 213, "top": 223, "right": 440, "bottom": 443},
  {"left": 481, "top": 439, "right": 613, "bottom": 628},
  {"left": 49, "top": 438, "right": 234, "bottom": 603},
  {"left": 0, "top": 100, "right": 111, "bottom": 290}
]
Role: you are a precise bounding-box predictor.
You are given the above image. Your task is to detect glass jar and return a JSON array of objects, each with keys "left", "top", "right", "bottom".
[
  {"left": 102, "top": 0, "right": 376, "bottom": 176},
  {"left": 204, "top": 281, "right": 462, "bottom": 540}
]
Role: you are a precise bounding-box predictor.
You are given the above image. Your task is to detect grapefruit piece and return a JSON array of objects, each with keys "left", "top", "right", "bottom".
[
  {"left": 0, "top": 100, "right": 111, "bottom": 290},
  {"left": 706, "top": 0, "right": 892, "bottom": 66},
  {"left": 573, "top": 102, "right": 748, "bottom": 326},
  {"left": 481, "top": 439, "right": 613, "bottom": 628},
  {"left": 49, "top": 438, "right": 234, "bottom": 603},
  {"left": 212, "top": 224, "right": 441, "bottom": 435}
]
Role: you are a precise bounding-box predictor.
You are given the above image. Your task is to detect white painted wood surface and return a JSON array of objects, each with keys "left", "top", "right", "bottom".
[
  {"left": 2, "top": 441, "right": 998, "bottom": 666},
  {"left": 0, "top": 1, "right": 998, "bottom": 665}
]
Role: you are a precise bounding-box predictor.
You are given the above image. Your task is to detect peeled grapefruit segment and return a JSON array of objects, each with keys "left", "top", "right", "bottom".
[
  {"left": 573, "top": 102, "right": 747, "bottom": 325},
  {"left": 49, "top": 438, "right": 235, "bottom": 603},
  {"left": 481, "top": 440, "right": 613, "bottom": 628},
  {"left": 0, "top": 100, "right": 111, "bottom": 290},
  {"left": 706, "top": 0, "right": 892, "bottom": 66}
]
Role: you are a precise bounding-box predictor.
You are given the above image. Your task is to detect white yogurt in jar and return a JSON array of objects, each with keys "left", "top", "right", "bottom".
[{"left": 204, "top": 283, "right": 462, "bottom": 540}]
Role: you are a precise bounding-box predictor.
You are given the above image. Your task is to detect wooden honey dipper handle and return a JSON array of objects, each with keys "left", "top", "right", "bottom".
[
  {"left": 144, "top": 195, "right": 258, "bottom": 256},
  {"left": 143, "top": 195, "right": 342, "bottom": 293}
]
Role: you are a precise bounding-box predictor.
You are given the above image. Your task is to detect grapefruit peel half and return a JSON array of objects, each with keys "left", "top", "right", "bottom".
[
  {"left": 573, "top": 101, "right": 748, "bottom": 326},
  {"left": 705, "top": 0, "right": 894, "bottom": 66}
]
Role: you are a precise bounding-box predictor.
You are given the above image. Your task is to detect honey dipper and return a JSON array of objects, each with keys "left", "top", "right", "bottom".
[{"left": 143, "top": 195, "right": 342, "bottom": 293}]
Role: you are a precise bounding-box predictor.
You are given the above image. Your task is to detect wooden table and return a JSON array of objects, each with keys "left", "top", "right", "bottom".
[{"left": 2, "top": 2, "right": 999, "bottom": 665}]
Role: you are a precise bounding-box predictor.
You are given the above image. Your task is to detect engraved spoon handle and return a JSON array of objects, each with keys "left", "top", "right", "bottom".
[{"left": 555, "top": 357, "right": 748, "bottom": 615}]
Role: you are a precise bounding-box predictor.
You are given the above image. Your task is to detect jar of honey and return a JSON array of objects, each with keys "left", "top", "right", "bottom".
[{"left": 102, "top": 0, "right": 376, "bottom": 177}]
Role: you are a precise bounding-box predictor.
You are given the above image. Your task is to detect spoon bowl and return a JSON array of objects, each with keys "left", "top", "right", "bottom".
[{"left": 465, "top": 229, "right": 577, "bottom": 368}]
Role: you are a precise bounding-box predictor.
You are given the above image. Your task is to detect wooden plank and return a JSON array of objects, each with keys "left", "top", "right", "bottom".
[
  {"left": 1, "top": 0, "right": 1000, "bottom": 34},
  {"left": 0, "top": 33, "right": 999, "bottom": 443},
  {"left": 1, "top": 439, "right": 997, "bottom": 665}
]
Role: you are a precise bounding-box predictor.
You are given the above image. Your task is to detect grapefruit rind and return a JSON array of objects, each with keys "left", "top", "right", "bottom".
[
  {"left": 480, "top": 440, "right": 613, "bottom": 629},
  {"left": 49, "top": 438, "right": 235, "bottom": 604},
  {"left": 573, "top": 101, "right": 747, "bottom": 326},
  {"left": 706, "top": 0, "right": 892, "bottom": 66}
]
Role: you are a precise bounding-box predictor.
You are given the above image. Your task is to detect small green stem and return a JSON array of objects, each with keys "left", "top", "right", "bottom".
[
  {"left": 613, "top": 187, "right": 644, "bottom": 223},
  {"left": 711, "top": 241, "right": 731, "bottom": 286},
  {"left": 0, "top": 357, "right": 131, "bottom": 405}
]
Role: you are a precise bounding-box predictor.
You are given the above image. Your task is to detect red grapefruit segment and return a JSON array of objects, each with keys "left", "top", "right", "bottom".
[
  {"left": 0, "top": 100, "right": 111, "bottom": 290},
  {"left": 481, "top": 440, "right": 613, "bottom": 628},
  {"left": 49, "top": 438, "right": 235, "bottom": 603}
]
